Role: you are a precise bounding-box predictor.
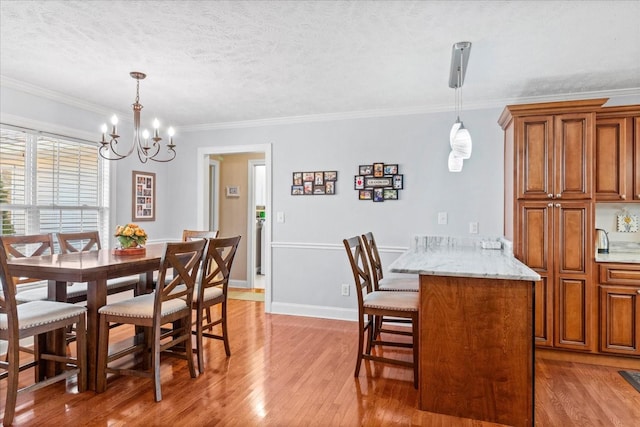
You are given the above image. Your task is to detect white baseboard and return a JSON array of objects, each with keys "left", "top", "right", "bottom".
[
  {"left": 270, "top": 301, "right": 357, "bottom": 322},
  {"left": 229, "top": 279, "right": 248, "bottom": 289}
]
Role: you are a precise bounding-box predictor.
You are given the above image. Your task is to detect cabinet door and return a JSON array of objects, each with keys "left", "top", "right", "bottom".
[
  {"left": 599, "top": 285, "right": 640, "bottom": 355},
  {"left": 595, "top": 117, "right": 628, "bottom": 201},
  {"left": 553, "top": 202, "right": 593, "bottom": 351},
  {"left": 519, "top": 202, "right": 553, "bottom": 346},
  {"left": 516, "top": 116, "right": 554, "bottom": 200},
  {"left": 634, "top": 116, "right": 640, "bottom": 201},
  {"left": 553, "top": 114, "right": 594, "bottom": 200}
]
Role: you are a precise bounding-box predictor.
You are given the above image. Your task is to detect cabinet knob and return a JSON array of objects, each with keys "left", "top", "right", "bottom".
[
  {"left": 556, "top": 194, "right": 561, "bottom": 198},
  {"left": 555, "top": 203, "right": 561, "bottom": 208},
  {"left": 637, "top": 290, "right": 640, "bottom": 294},
  {"left": 548, "top": 203, "right": 553, "bottom": 207},
  {"left": 621, "top": 194, "right": 626, "bottom": 200},
  {"left": 548, "top": 194, "right": 554, "bottom": 198}
]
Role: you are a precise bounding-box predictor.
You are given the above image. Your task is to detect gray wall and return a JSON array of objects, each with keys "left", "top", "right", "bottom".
[
  {"left": 168, "top": 106, "right": 507, "bottom": 319},
  {"left": 3, "top": 84, "right": 639, "bottom": 321}
]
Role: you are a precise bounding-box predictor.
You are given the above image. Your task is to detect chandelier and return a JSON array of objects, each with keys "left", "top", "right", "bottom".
[
  {"left": 99, "top": 72, "right": 176, "bottom": 163},
  {"left": 448, "top": 42, "right": 472, "bottom": 172}
]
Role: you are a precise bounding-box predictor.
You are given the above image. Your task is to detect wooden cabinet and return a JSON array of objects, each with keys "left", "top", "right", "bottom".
[
  {"left": 518, "top": 201, "right": 593, "bottom": 350},
  {"left": 500, "top": 99, "right": 604, "bottom": 353},
  {"left": 517, "top": 114, "right": 593, "bottom": 200},
  {"left": 598, "top": 264, "right": 640, "bottom": 356},
  {"left": 595, "top": 106, "right": 640, "bottom": 202}
]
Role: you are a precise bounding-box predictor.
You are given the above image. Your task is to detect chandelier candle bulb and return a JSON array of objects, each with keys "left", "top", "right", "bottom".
[
  {"left": 100, "top": 124, "right": 107, "bottom": 143},
  {"left": 110, "top": 114, "right": 118, "bottom": 136},
  {"left": 153, "top": 118, "right": 160, "bottom": 139},
  {"left": 168, "top": 127, "right": 175, "bottom": 146},
  {"left": 142, "top": 129, "right": 150, "bottom": 149}
]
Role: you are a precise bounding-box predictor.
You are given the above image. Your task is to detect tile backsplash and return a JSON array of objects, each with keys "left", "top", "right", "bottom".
[{"left": 595, "top": 203, "right": 640, "bottom": 243}]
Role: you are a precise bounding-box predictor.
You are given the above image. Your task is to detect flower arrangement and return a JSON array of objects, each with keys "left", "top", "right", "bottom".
[{"left": 114, "top": 223, "right": 148, "bottom": 249}]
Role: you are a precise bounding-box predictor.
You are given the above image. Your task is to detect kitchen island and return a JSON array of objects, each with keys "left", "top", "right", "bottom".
[{"left": 389, "top": 236, "right": 540, "bottom": 427}]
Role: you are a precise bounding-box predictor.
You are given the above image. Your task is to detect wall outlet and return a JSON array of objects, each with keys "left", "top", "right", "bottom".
[
  {"left": 341, "top": 283, "right": 350, "bottom": 296},
  {"left": 276, "top": 211, "right": 285, "bottom": 223},
  {"left": 469, "top": 221, "right": 479, "bottom": 234},
  {"left": 438, "top": 211, "right": 448, "bottom": 225}
]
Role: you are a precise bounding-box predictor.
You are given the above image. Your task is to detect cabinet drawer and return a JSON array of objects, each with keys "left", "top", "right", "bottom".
[{"left": 599, "top": 264, "right": 640, "bottom": 285}]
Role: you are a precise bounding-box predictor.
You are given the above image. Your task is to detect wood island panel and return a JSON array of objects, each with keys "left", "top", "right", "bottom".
[{"left": 419, "top": 275, "right": 534, "bottom": 427}]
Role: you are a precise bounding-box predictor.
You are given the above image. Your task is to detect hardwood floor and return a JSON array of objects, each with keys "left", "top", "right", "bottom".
[{"left": 2, "top": 299, "right": 639, "bottom": 426}]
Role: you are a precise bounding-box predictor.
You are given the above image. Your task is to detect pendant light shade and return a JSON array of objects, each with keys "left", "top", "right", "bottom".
[
  {"left": 449, "top": 120, "right": 461, "bottom": 146},
  {"left": 448, "top": 150, "right": 463, "bottom": 172},
  {"left": 451, "top": 121, "right": 472, "bottom": 159}
]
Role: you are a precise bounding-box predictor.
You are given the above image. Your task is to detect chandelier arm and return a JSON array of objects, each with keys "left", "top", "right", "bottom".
[
  {"left": 138, "top": 140, "right": 162, "bottom": 162},
  {"left": 136, "top": 149, "right": 149, "bottom": 163},
  {"left": 147, "top": 147, "right": 177, "bottom": 163},
  {"left": 99, "top": 137, "right": 133, "bottom": 160}
]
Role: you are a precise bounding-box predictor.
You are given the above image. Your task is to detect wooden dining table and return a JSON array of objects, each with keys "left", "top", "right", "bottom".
[{"left": 5, "top": 242, "right": 167, "bottom": 390}]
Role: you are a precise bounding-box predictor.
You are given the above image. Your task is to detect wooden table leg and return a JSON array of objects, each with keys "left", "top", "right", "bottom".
[
  {"left": 86, "top": 279, "right": 107, "bottom": 391},
  {"left": 41, "top": 280, "right": 69, "bottom": 380}
]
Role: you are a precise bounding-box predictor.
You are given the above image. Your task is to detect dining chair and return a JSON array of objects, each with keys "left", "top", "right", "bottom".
[
  {"left": 1, "top": 234, "right": 88, "bottom": 304},
  {"left": 360, "top": 232, "right": 418, "bottom": 339},
  {"left": 96, "top": 239, "right": 206, "bottom": 402},
  {"left": 343, "top": 236, "right": 419, "bottom": 388},
  {"left": 57, "top": 231, "right": 139, "bottom": 295},
  {"left": 192, "top": 235, "right": 241, "bottom": 373},
  {"left": 0, "top": 238, "right": 87, "bottom": 426},
  {"left": 361, "top": 232, "right": 418, "bottom": 292}
]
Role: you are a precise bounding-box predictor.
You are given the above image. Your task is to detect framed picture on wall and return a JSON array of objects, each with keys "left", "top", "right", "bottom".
[
  {"left": 132, "top": 170, "right": 156, "bottom": 221},
  {"left": 226, "top": 186, "right": 240, "bottom": 197},
  {"left": 373, "top": 163, "right": 384, "bottom": 177}
]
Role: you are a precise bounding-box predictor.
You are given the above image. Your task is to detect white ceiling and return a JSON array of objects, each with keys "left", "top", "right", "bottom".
[{"left": 1, "top": 0, "right": 639, "bottom": 130}]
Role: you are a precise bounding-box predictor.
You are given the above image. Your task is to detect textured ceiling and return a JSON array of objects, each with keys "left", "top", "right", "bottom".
[{"left": 1, "top": 0, "right": 639, "bottom": 130}]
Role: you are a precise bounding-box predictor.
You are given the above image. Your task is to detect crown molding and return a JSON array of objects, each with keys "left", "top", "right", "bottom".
[
  {"left": 179, "top": 88, "right": 640, "bottom": 132},
  {"left": 0, "top": 75, "right": 116, "bottom": 117},
  {"left": 0, "top": 112, "right": 97, "bottom": 143},
  {"left": 3, "top": 74, "right": 638, "bottom": 133}
]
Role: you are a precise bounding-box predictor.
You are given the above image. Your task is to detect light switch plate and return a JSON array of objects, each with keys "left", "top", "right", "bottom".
[
  {"left": 276, "top": 211, "right": 285, "bottom": 223},
  {"left": 438, "top": 212, "right": 448, "bottom": 225},
  {"left": 469, "top": 222, "right": 479, "bottom": 234}
]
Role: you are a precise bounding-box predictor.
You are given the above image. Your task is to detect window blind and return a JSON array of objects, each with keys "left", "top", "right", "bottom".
[{"left": 0, "top": 126, "right": 109, "bottom": 247}]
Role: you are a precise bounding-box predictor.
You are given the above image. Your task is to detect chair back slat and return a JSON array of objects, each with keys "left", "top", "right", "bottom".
[
  {"left": 343, "top": 236, "right": 373, "bottom": 306},
  {"left": 200, "top": 236, "right": 241, "bottom": 296},
  {"left": 361, "top": 232, "right": 385, "bottom": 291},
  {"left": 1, "top": 234, "right": 55, "bottom": 286},
  {"left": 57, "top": 231, "right": 101, "bottom": 253},
  {"left": 182, "top": 229, "right": 219, "bottom": 242},
  {"left": 155, "top": 240, "right": 206, "bottom": 308}
]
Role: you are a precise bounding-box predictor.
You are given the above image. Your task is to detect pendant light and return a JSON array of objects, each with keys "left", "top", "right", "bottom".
[{"left": 448, "top": 42, "right": 472, "bottom": 171}]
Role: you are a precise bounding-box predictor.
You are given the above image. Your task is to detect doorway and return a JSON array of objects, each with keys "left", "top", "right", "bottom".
[
  {"left": 249, "top": 160, "right": 266, "bottom": 290},
  {"left": 196, "top": 144, "right": 272, "bottom": 313}
]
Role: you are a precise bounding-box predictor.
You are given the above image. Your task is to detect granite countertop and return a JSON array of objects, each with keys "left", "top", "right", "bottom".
[
  {"left": 595, "top": 241, "right": 640, "bottom": 264},
  {"left": 388, "top": 236, "right": 541, "bottom": 281}
]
